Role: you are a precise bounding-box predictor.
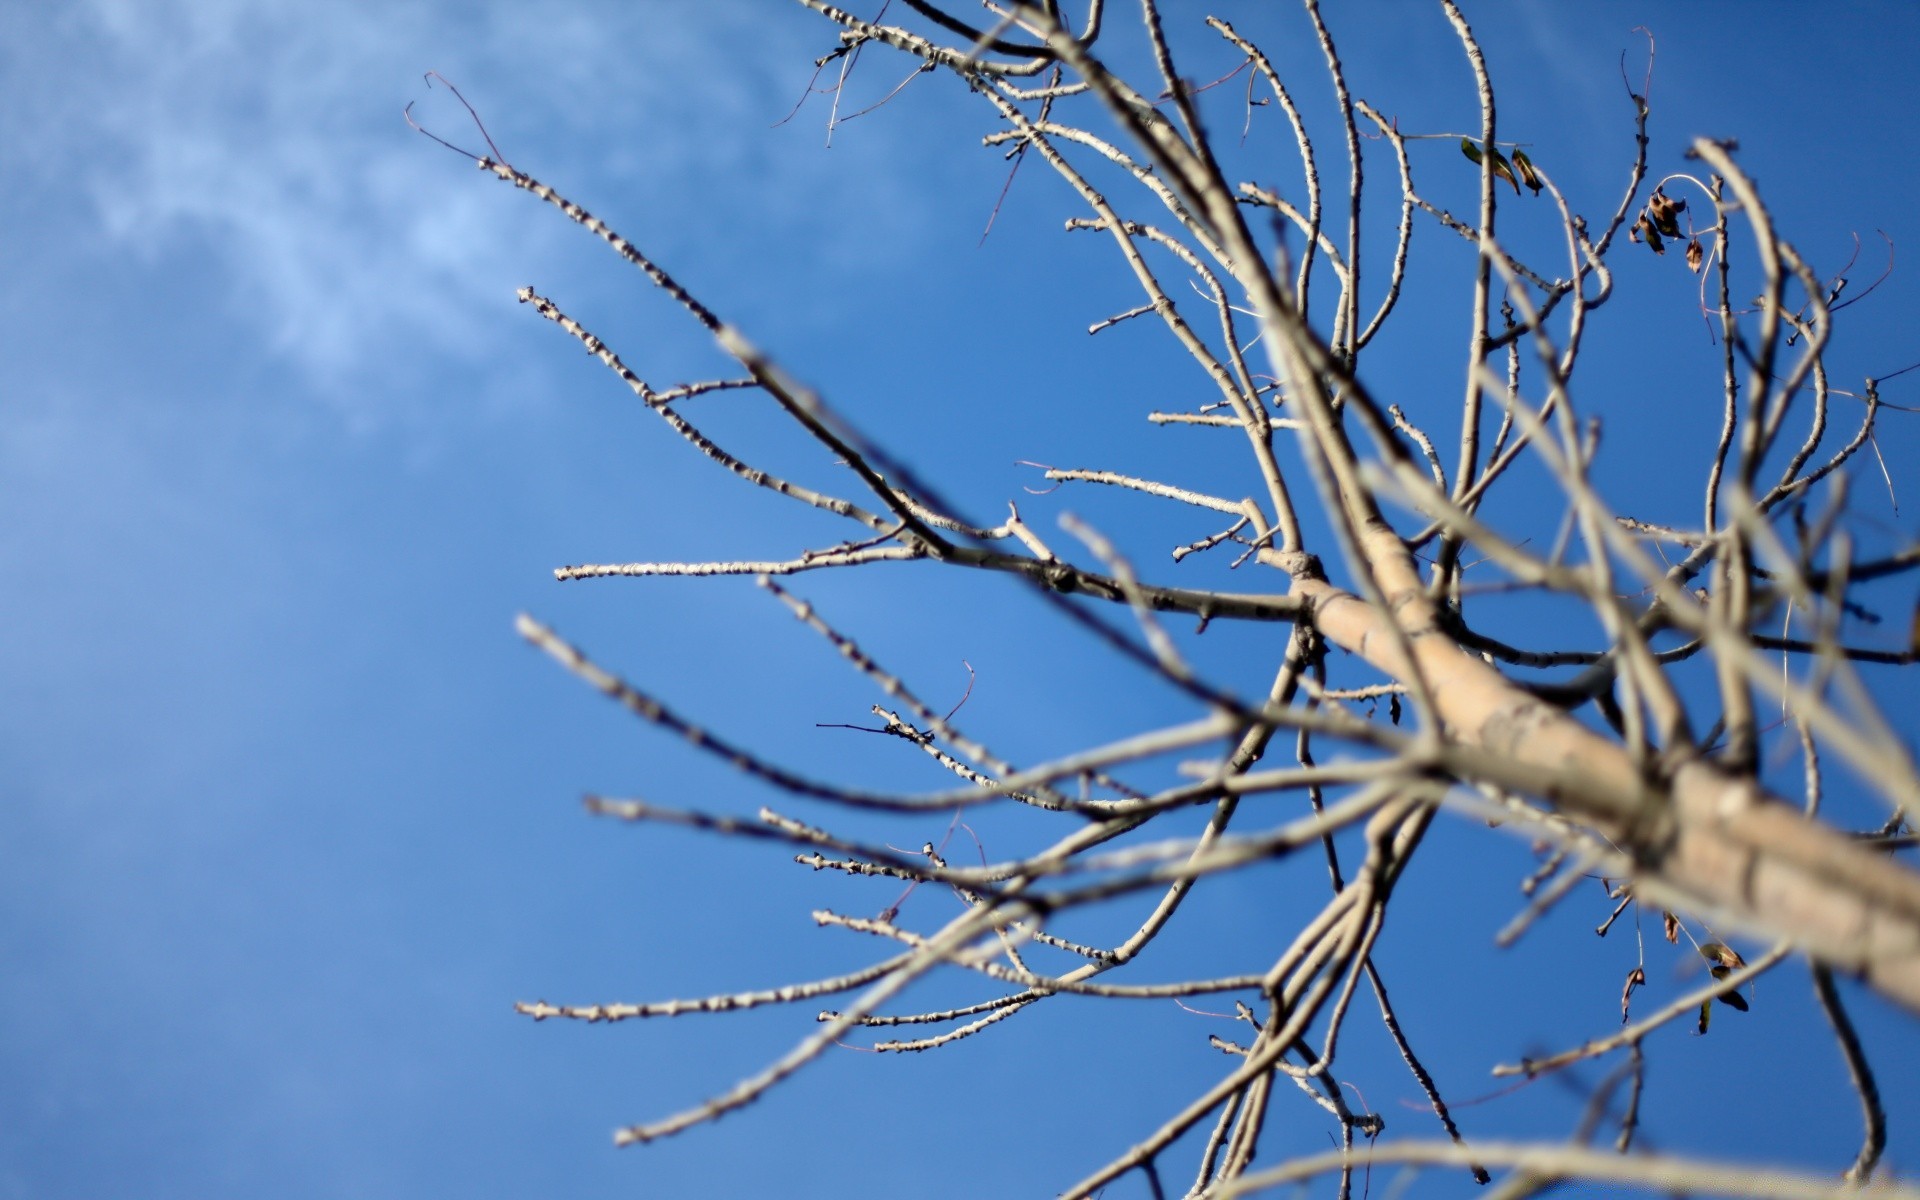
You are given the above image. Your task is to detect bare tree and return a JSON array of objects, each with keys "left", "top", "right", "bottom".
[{"left": 422, "top": 4, "right": 1920, "bottom": 1196}]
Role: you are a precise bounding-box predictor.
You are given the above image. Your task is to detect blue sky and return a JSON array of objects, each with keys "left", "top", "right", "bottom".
[{"left": 6, "top": 2, "right": 1920, "bottom": 1197}]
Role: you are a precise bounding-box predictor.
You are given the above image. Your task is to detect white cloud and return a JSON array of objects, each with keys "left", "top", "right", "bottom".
[{"left": 9, "top": 1, "right": 938, "bottom": 403}]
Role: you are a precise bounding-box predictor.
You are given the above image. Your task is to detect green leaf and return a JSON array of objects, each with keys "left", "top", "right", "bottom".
[
  {"left": 1461, "top": 139, "right": 1519, "bottom": 193},
  {"left": 1485, "top": 146, "right": 1521, "bottom": 194}
]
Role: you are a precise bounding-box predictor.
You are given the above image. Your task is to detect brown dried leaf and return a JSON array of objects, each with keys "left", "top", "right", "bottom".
[
  {"left": 1620, "top": 966, "right": 1646, "bottom": 1024},
  {"left": 1701, "top": 950, "right": 1753, "bottom": 1012},
  {"left": 1511, "top": 148, "right": 1543, "bottom": 195},
  {"left": 1686, "top": 238, "right": 1704, "bottom": 272},
  {"left": 1699, "top": 942, "right": 1747, "bottom": 970},
  {"left": 1647, "top": 189, "right": 1686, "bottom": 237},
  {"left": 1662, "top": 911, "right": 1679, "bottom": 943}
]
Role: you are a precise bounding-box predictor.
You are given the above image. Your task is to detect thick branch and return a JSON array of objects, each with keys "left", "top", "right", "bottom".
[{"left": 1295, "top": 576, "right": 1920, "bottom": 1011}]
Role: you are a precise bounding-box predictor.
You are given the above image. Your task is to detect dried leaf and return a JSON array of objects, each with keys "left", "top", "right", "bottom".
[
  {"left": 1511, "top": 148, "right": 1543, "bottom": 195},
  {"left": 1707, "top": 968, "right": 1753, "bottom": 1012},
  {"left": 1620, "top": 966, "right": 1646, "bottom": 1024},
  {"left": 1662, "top": 911, "right": 1679, "bottom": 943},
  {"left": 1699, "top": 942, "right": 1746, "bottom": 970},
  {"left": 1686, "top": 238, "right": 1704, "bottom": 272},
  {"left": 1389, "top": 692, "right": 1402, "bottom": 726},
  {"left": 1647, "top": 189, "right": 1686, "bottom": 237}
]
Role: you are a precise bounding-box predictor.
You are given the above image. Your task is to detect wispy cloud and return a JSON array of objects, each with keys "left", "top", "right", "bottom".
[{"left": 8, "top": 1, "right": 936, "bottom": 398}]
